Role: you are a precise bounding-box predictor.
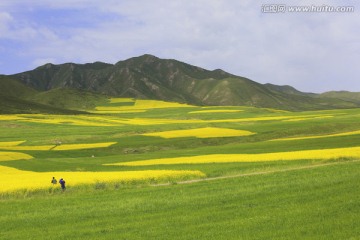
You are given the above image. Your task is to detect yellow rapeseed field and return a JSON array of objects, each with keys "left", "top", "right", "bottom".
[
  {"left": 133, "top": 100, "right": 192, "bottom": 108},
  {"left": 54, "top": 142, "right": 117, "bottom": 150},
  {"left": 0, "top": 151, "right": 33, "bottom": 161},
  {"left": 95, "top": 99, "right": 192, "bottom": 113},
  {"left": 142, "top": 127, "right": 255, "bottom": 138},
  {"left": 0, "top": 165, "right": 205, "bottom": 193},
  {"left": 188, "top": 110, "right": 243, "bottom": 114},
  {"left": 92, "top": 108, "right": 147, "bottom": 114},
  {"left": 283, "top": 115, "right": 333, "bottom": 122},
  {"left": 271, "top": 130, "right": 360, "bottom": 141},
  {"left": 0, "top": 142, "right": 117, "bottom": 151},
  {"left": 18, "top": 115, "right": 117, "bottom": 126},
  {"left": 110, "top": 146, "right": 360, "bottom": 166},
  {"left": 0, "top": 105, "right": 338, "bottom": 128},
  {"left": 0, "top": 141, "right": 25, "bottom": 146},
  {"left": 109, "top": 98, "right": 135, "bottom": 103},
  {"left": 0, "top": 115, "right": 25, "bottom": 121}
]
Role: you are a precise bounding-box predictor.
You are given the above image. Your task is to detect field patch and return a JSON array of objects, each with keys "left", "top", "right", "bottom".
[
  {"left": 142, "top": 127, "right": 255, "bottom": 139},
  {"left": 133, "top": 100, "right": 192, "bottom": 109},
  {"left": 0, "top": 142, "right": 117, "bottom": 151},
  {"left": 188, "top": 109, "right": 243, "bottom": 114},
  {"left": 0, "top": 165, "right": 205, "bottom": 193},
  {"left": 0, "top": 115, "right": 25, "bottom": 121},
  {"left": 0, "top": 114, "right": 119, "bottom": 126},
  {"left": 0, "top": 141, "right": 25, "bottom": 146},
  {"left": 271, "top": 130, "right": 360, "bottom": 141},
  {"left": 282, "top": 115, "right": 333, "bottom": 122},
  {"left": 94, "top": 99, "right": 193, "bottom": 113},
  {"left": 109, "top": 98, "right": 135, "bottom": 104},
  {"left": 109, "top": 146, "right": 360, "bottom": 166},
  {"left": 92, "top": 108, "right": 147, "bottom": 114},
  {"left": 0, "top": 151, "right": 33, "bottom": 161},
  {"left": 0, "top": 112, "right": 336, "bottom": 128}
]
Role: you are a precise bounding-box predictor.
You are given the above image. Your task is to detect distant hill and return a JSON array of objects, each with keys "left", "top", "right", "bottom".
[
  {"left": 0, "top": 76, "right": 89, "bottom": 114},
  {"left": 2, "top": 54, "right": 360, "bottom": 112},
  {"left": 264, "top": 83, "right": 316, "bottom": 97},
  {"left": 319, "top": 91, "right": 360, "bottom": 104}
]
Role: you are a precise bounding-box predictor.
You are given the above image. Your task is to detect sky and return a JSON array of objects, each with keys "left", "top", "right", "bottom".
[{"left": 0, "top": 0, "right": 359, "bottom": 93}]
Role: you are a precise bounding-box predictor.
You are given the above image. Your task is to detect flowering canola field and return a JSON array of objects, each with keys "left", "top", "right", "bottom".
[
  {"left": 0, "top": 141, "right": 26, "bottom": 147},
  {"left": 110, "top": 146, "right": 360, "bottom": 166},
  {"left": 2, "top": 98, "right": 359, "bottom": 194},
  {"left": 271, "top": 130, "right": 360, "bottom": 141},
  {"left": 0, "top": 152, "right": 33, "bottom": 162},
  {"left": 142, "top": 127, "right": 255, "bottom": 138},
  {"left": 0, "top": 142, "right": 117, "bottom": 151},
  {"left": 94, "top": 99, "right": 192, "bottom": 113},
  {"left": 0, "top": 110, "right": 334, "bottom": 128},
  {"left": 188, "top": 109, "right": 243, "bottom": 114},
  {"left": 282, "top": 115, "right": 333, "bottom": 122},
  {"left": 0, "top": 165, "right": 205, "bottom": 193}
]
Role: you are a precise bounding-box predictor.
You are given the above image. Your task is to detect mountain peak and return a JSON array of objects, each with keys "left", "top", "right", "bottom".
[
  {"left": 134, "top": 54, "right": 159, "bottom": 62},
  {"left": 7, "top": 55, "right": 360, "bottom": 111}
]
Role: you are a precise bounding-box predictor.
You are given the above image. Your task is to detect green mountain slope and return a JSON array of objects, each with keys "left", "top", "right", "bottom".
[
  {"left": 319, "top": 91, "right": 360, "bottom": 104},
  {"left": 264, "top": 83, "right": 316, "bottom": 97},
  {"left": 5, "top": 54, "right": 360, "bottom": 111},
  {"left": 27, "top": 88, "right": 108, "bottom": 110},
  {"left": 0, "top": 76, "right": 89, "bottom": 114}
]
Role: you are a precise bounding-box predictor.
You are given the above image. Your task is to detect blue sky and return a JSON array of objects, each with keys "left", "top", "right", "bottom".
[{"left": 0, "top": 0, "right": 359, "bottom": 93}]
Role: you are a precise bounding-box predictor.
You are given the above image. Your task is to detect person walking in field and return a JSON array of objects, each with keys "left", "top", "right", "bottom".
[
  {"left": 59, "top": 178, "right": 66, "bottom": 190},
  {"left": 51, "top": 177, "right": 57, "bottom": 185}
]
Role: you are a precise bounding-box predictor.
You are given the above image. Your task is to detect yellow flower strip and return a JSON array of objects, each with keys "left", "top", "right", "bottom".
[
  {"left": 111, "top": 146, "right": 360, "bottom": 166},
  {"left": 54, "top": 142, "right": 117, "bottom": 150},
  {"left": 0, "top": 142, "right": 117, "bottom": 151},
  {"left": 0, "top": 152, "right": 33, "bottom": 161},
  {"left": 188, "top": 110, "right": 244, "bottom": 114},
  {"left": 283, "top": 115, "right": 333, "bottom": 122},
  {"left": 0, "top": 165, "right": 205, "bottom": 193},
  {"left": 0, "top": 141, "right": 25, "bottom": 147},
  {"left": 19, "top": 116, "right": 116, "bottom": 126},
  {"left": 271, "top": 130, "right": 360, "bottom": 141},
  {"left": 134, "top": 100, "right": 192, "bottom": 108},
  {"left": 109, "top": 98, "right": 135, "bottom": 103},
  {"left": 1, "top": 113, "right": 335, "bottom": 127},
  {"left": 91, "top": 109, "right": 147, "bottom": 114},
  {"left": 0, "top": 146, "right": 52, "bottom": 151},
  {"left": 95, "top": 100, "right": 192, "bottom": 113},
  {"left": 142, "top": 127, "right": 255, "bottom": 139},
  {"left": 94, "top": 107, "right": 146, "bottom": 112},
  {"left": 0, "top": 115, "right": 26, "bottom": 121}
]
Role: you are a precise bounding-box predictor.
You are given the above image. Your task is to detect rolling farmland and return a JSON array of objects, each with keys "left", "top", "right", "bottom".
[{"left": 1, "top": 98, "right": 359, "bottom": 239}]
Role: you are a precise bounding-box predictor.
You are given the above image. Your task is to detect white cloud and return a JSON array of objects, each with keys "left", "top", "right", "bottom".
[
  {"left": 0, "top": 11, "right": 13, "bottom": 34},
  {"left": 0, "top": 0, "right": 359, "bottom": 92}
]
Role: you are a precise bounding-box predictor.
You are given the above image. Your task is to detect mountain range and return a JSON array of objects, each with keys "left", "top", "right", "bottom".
[{"left": 1, "top": 54, "right": 360, "bottom": 113}]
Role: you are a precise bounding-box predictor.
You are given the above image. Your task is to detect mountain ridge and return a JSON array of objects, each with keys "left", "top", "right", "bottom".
[{"left": 2, "top": 54, "right": 360, "bottom": 112}]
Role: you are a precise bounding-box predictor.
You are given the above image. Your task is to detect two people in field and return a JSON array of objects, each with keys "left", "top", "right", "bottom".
[{"left": 51, "top": 177, "right": 66, "bottom": 190}]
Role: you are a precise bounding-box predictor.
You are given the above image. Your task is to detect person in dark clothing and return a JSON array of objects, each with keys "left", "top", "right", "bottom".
[
  {"left": 51, "top": 177, "right": 57, "bottom": 185},
  {"left": 59, "top": 178, "right": 66, "bottom": 190}
]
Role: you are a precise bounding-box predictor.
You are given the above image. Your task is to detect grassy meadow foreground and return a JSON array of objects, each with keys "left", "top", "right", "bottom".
[{"left": 1, "top": 98, "right": 360, "bottom": 239}]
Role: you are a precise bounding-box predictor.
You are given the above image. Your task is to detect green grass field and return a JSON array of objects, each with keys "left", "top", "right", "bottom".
[{"left": 1, "top": 99, "right": 360, "bottom": 239}]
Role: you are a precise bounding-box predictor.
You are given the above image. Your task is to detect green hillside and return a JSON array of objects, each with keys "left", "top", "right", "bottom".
[
  {"left": 27, "top": 88, "right": 108, "bottom": 110},
  {"left": 1, "top": 100, "right": 360, "bottom": 239},
  {"left": 0, "top": 76, "right": 88, "bottom": 114},
  {"left": 319, "top": 91, "right": 360, "bottom": 104},
  {"left": 7, "top": 55, "right": 360, "bottom": 111}
]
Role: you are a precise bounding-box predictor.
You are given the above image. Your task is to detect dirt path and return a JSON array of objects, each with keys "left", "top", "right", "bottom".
[{"left": 154, "top": 159, "right": 360, "bottom": 187}]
